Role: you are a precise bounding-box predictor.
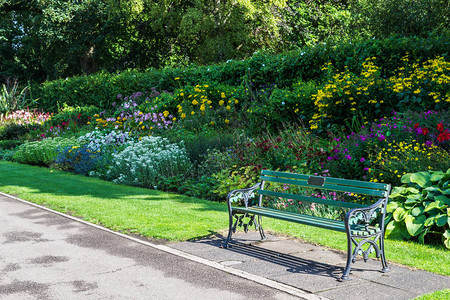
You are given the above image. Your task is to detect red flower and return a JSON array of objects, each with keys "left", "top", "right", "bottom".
[
  {"left": 77, "top": 113, "right": 81, "bottom": 119},
  {"left": 437, "top": 123, "right": 444, "bottom": 133},
  {"left": 422, "top": 128, "right": 429, "bottom": 135},
  {"left": 414, "top": 123, "right": 419, "bottom": 129},
  {"left": 437, "top": 129, "right": 450, "bottom": 142}
]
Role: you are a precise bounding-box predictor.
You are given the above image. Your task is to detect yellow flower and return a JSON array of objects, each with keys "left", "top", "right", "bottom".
[
  {"left": 221, "top": 92, "right": 226, "bottom": 98},
  {"left": 174, "top": 77, "right": 180, "bottom": 80},
  {"left": 191, "top": 111, "right": 195, "bottom": 115},
  {"left": 192, "top": 100, "right": 199, "bottom": 105},
  {"left": 226, "top": 106, "right": 231, "bottom": 110},
  {"left": 141, "top": 125, "right": 145, "bottom": 129},
  {"left": 210, "top": 121, "right": 215, "bottom": 125},
  {"left": 225, "top": 119, "right": 229, "bottom": 124},
  {"left": 163, "top": 111, "right": 170, "bottom": 117},
  {"left": 219, "top": 100, "right": 224, "bottom": 106},
  {"left": 234, "top": 99, "right": 239, "bottom": 104},
  {"left": 200, "top": 105, "right": 205, "bottom": 111},
  {"left": 180, "top": 93, "right": 184, "bottom": 97},
  {"left": 413, "top": 89, "right": 421, "bottom": 94},
  {"left": 181, "top": 113, "right": 186, "bottom": 119},
  {"left": 172, "top": 117, "right": 176, "bottom": 121}
]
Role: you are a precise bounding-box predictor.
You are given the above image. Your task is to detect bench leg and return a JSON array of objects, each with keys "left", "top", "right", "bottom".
[
  {"left": 257, "top": 216, "right": 267, "bottom": 241},
  {"left": 223, "top": 211, "right": 234, "bottom": 248},
  {"left": 340, "top": 231, "right": 353, "bottom": 281},
  {"left": 379, "top": 234, "right": 389, "bottom": 273}
]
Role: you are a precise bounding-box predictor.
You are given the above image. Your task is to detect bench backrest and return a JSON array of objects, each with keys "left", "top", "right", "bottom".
[{"left": 259, "top": 170, "right": 391, "bottom": 209}]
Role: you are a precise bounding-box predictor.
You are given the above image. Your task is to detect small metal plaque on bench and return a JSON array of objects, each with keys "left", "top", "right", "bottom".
[{"left": 307, "top": 176, "right": 325, "bottom": 187}]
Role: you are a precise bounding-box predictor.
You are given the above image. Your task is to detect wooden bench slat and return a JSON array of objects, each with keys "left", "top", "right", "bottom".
[
  {"left": 261, "top": 170, "right": 388, "bottom": 190},
  {"left": 258, "top": 189, "right": 367, "bottom": 209},
  {"left": 233, "top": 206, "right": 347, "bottom": 232},
  {"left": 260, "top": 176, "right": 387, "bottom": 197},
  {"left": 232, "top": 206, "right": 381, "bottom": 236}
]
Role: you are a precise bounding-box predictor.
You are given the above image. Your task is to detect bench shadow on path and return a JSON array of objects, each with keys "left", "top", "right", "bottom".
[{"left": 191, "top": 237, "right": 376, "bottom": 280}]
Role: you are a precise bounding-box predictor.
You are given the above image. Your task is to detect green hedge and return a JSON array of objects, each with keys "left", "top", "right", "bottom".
[{"left": 32, "top": 35, "right": 450, "bottom": 112}]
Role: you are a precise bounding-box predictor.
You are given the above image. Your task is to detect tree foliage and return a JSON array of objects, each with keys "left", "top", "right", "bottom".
[{"left": 1, "top": 0, "right": 448, "bottom": 82}]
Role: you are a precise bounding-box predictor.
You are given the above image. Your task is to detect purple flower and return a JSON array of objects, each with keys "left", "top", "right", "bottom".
[
  {"left": 425, "top": 141, "right": 433, "bottom": 147},
  {"left": 363, "top": 167, "right": 369, "bottom": 172},
  {"left": 327, "top": 156, "right": 334, "bottom": 160},
  {"left": 378, "top": 134, "right": 386, "bottom": 141},
  {"left": 345, "top": 155, "right": 352, "bottom": 160},
  {"left": 360, "top": 157, "right": 365, "bottom": 162}
]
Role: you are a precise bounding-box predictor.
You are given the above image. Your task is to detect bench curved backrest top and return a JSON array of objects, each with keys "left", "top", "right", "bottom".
[{"left": 259, "top": 170, "right": 391, "bottom": 208}]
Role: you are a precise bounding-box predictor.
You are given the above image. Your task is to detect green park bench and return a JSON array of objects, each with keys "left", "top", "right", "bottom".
[{"left": 223, "top": 170, "right": 391, "bottom": 281}]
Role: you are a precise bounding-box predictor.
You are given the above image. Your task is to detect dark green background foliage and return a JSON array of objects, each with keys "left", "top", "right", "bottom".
[
  {"left": 30, "top": 35, "right": 450, "bottom": 112},
  {"left": 1, "top": 0, "right": 449, "bottom": 83}
]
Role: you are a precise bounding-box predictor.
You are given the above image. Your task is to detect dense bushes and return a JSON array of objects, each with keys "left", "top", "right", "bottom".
[
  {"left": 386, "top": 170, "right": 450, "bottom": 249},
  {"left": 13, "top": 137, "right": 80, "bottom": 166},
  {"left": 31, "top": 35, "right": 450, "bottom": 112},
  {"left": 309, "top": 56, "right": 450, "bottom": 133}
]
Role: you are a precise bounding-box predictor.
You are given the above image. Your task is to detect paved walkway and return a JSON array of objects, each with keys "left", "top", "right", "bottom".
[{"left": 1, "top": 192, "right": 449, "bottom": 299}]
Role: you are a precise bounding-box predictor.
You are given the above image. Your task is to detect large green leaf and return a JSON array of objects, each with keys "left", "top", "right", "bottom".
[
  {"left": 411, "top": 206, "right": 424, "bottom": 217},
  {"left": 435, "top": 195, "right": 450, "bottom": 206},
  {"left": 401, "top": 173, "right": 412, "bottom": 184},
  {"left": 389, "top": 187, "right": 406, "bottom": 198},
  {"left": 424, "top": 201, "right": 447, "bottom": 212},
  {"left": 385, "top": 220, "right": 406, "bottom": 240},
  {"left": 405, "top": 215, "right": 426, "bottom": 236},
  {"left": 410, "top": 172, "right": 431, "bottom": 188},
  {"left": 436, "top": 215, "right": 448, "bottom": 227},
  {"left": 430, "top": 172, "right": 445, "bottom": 182},
  {"left": 424, "top": 215, "right": 436, "bottom": 227},
  {"left": 393, "top": 206, "right": 407, "bottom": 222},
  {"left": 444, "top": 230, "right": 450, "bottom": 250},
  {"left": 418, "top": 228, "right": 428, "bottom": 244},
  {"left": 386, "top": 201, "right": 400, "bottom": 213}
]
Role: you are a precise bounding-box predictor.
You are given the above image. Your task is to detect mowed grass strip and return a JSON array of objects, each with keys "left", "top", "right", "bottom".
[
  {"left": 0, "top": 161, "right": 228, "bottom": 241},
  {"left": 0, "top": 161, "right": 448, "bottom": 276}
]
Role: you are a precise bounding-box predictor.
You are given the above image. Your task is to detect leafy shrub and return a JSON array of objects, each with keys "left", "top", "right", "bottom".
[
  {"left": 54, "top": 144, "right": 102, "bottom": 175},
  {"left": 310, "top": 56, "right": 450, "bottom": 133},
  {"left": 370, "top": 140, "right": 450, "bottom": 186},
  {"left": 0, "top": 140, "right": 23, "bottom": 150},
  {"left": 212, "top": 165, "right": 261, "bottom": 200},
  {"left": 386, "top": 170, "right": 450, "bottom": 249},
  {"left": 156, "top": 175, "right": 221, "bottom": 202},
  {"left": 47, "top": 104, "right": 99, "bottom": 127},
  {"left": 106, "top": 136, "right": 192, "bottom": 188},
  {"left": 167, "top": 130, "right": 235, "bottom": 167},
  {"left": 246, "top": 81, "right": 317, "bottom": 132},
  {"left": 233, "top": 128, "right": 329, "bottom": 173},
  {"left": 2, "top": 109, "right": 51, "bottom": 125},
  {"left": 13, "top": 137, "right": 79, "bottom": 166},
  {"left": 0, "top": 123, "right": 41, "bottom": 140},
  {"left": 31, "top": 35, "right": 450, "bottom": 111},
  {"left": 77, "top": 129, "right": 135, "bottom": 153},
  {"left": 0, "top": 79, "right": 34, "bottom": 115}
]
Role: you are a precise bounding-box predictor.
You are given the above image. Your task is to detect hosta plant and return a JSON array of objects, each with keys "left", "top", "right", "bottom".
[{"left": 386, "top": 170, "right": 450, "bottom": 249}]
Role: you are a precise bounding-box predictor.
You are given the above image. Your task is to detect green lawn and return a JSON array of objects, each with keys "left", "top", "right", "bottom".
[{"left": 0, "top": 160, "right": 449, "bottom": 277}]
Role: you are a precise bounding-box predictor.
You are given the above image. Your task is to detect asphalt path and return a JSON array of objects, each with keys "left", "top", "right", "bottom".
[{"left": 0, "top": 193, "right": 302, "bottom": 300}]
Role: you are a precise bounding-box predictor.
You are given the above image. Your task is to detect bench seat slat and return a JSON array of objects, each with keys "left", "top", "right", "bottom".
[
  {"left": 258, "top": 190, "right": 367, "bottom": 209},
  {"left": 232, "top": 206, "right": 381, "bottom": 236},
  {"left": 260, "top": 176, "right": 386, "bottom": 197},
  {"left": 261, "top": 170, "right": 388, "bottom": 190}
]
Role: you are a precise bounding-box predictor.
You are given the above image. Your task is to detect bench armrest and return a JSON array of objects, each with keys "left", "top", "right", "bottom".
[
  {"left": 344, "top": 197, "right": 388, "bottom": 231},
  {"left": 226, "top": 183, "right": 261, "bottom": 209}
]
